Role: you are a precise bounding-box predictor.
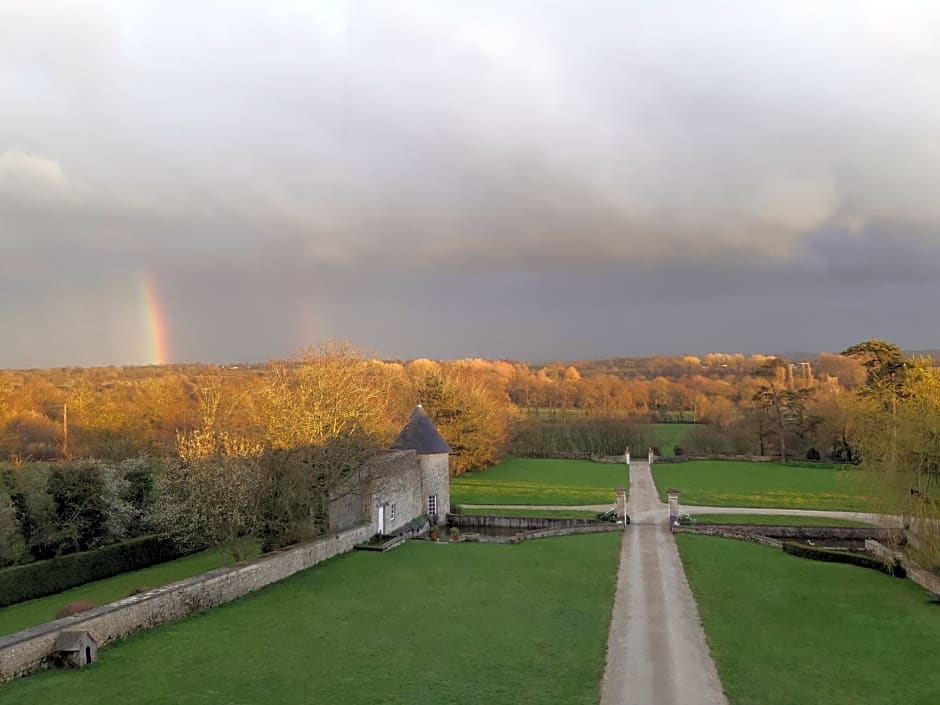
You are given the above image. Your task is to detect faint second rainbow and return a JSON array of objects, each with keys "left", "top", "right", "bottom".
[{"left": 143, "top": 273, "right": 170, "bottom": 365}]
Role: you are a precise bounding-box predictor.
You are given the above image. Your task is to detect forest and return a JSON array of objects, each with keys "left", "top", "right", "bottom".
[{"left": 0, "top": 340, "right": 937, "bottom": 568}]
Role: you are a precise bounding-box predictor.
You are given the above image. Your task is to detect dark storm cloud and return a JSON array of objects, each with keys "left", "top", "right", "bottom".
[{"left": 1, "top": 1, "right": 939, "bottom": 366}]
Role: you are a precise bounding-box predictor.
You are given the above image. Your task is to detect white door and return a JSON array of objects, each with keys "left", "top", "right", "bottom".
[{"left": 377, "top": 504, "right": 385, "bottom": 535}]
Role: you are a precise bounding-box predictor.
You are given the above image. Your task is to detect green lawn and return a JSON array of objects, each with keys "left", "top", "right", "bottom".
[
  {"left": 452, "top": 457, "right": 628, "bottom": 506},
  {"left": 677, "top": 534, "right": 940, "bottom": 705},
  {"left": 0, "top": 535, "right": 621, "bottom": 705},
  {"left": 645, "top": 423, "right": 697, "bottom": 456},
  {"left": 689, "top": 514, "right": 869, "bottom": 527},
  {"left": 457, "top": 507, "right": 603, "bottom": 518},
  {"left": 651, "top": 460, "right": 870, "bottom": 511},
  {"left": 0, "top": 548, "right": 251, "bottom": 637}
]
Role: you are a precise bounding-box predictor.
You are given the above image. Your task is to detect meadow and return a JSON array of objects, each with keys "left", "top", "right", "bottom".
[
  {"left": 677, "top": 534, "right": 940, "bottom": 705},
  {"left": 651, "top": 460, "right": 870, "bottom": 511},
  {"left": 0, "top": 547, "right": 253, "bottom": 637},
  {"left": 644, "top": 423, "right": 697, "bottom": 456},
  {"left": 0, "top": 535, "right": 621, "bottom": 705},
  {"left": 451, "top": 457, "right": 628, "bottom": 506}
]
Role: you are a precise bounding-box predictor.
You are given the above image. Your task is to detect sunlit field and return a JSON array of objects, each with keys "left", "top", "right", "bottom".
[
  {"left": 0, "top": 535, "right": 621, "bottom": 705},
  {"left": 452, "top": 457, "right": 628, "bottom": 506},
  {"left": 651, "top": 460, "right": 869, "bottom": 511},
  {"left": 677, "top": 535, "right": 940, "bottom": 705}
]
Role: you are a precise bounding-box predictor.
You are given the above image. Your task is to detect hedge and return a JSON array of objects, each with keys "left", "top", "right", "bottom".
[
  {"left": 782, "top": 541, "right": 906, "bottom": 578},
  {"left": 0, "top": 535, "right": 186, "bottom": 608}
]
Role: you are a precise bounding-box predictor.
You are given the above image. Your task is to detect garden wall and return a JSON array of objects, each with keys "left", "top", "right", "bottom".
[
  {"left": 652, "top": 454, "right": 777, "bottom": 464},
  {"left": 449, "top": 515, "right": 601, "bottom": 531},
  {"left": 676, "top": 523, "right": 901, "bottom": 542},
  {"left": 0, "top": 523, "right": 371, "bottom": 682},
  {"left": 508, "top": 524, "right": 624, "bottom": 542}
]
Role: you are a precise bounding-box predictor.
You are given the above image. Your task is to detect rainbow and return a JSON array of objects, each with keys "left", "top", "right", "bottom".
[{"left": 142, "top": 274, "right": 170, "bottom": 365}]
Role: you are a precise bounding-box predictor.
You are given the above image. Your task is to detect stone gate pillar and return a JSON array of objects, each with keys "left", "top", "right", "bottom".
[
  {"left": 667, "top": 488, "right": 680, "bottom": 529},
  {"left": 625, "top": 447, "right": 630, "bottom": 465},
  {"left": 648, "top": 447, "right": 654, "bottom": 465},
  {"left": 615, "top": 487, "right": 627, "bottom": 524}
]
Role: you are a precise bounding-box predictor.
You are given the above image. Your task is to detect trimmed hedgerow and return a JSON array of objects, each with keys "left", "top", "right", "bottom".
[
  {"left": 782, "top": 541, "right": 906, "bottom": 577},
  {"left": 0, "top": 535, "right": 185, "bottom": 608}
]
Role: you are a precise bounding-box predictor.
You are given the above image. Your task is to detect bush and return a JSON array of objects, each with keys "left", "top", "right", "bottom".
[
  {"left": 56, "top": 600, "right": 96, "bottom": 619},
  {"left": 782, "top": 542, "right": 906, "bottom": 577},
  {"left": 0, "top": 534, "right": 187, "bottom": 608}
]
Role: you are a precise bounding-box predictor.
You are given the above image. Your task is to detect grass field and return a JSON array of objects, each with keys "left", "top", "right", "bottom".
[
  {"left": 457, "top": 507, "right": 603, "bottom": 518},
  {"left": 677, "top": 534, "right": 940, "bottom": 705},
  {"left": 0, "top": 547, "right": 255, "bottom": 637},
  {"left": 651, "top": 460, "right": 870, "bottom": 511},
  {"left": 451, "top": 457, "right": 628, "bottom": 506},
  {"left": 0, "top": 535, "right": 621, "bottom": 705},
  {"left": 689, "top": 514, "right": 869, "bottom": 527},
  {"left": 644, "top": 423, "right": 697, "bottom": 456}
]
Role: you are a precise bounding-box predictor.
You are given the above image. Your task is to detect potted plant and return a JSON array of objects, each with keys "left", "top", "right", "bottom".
[
  {"left": 450, "top": 527, "right": 461, "bottom": 542},
  {"left": 428, "top": 525, "right": 439, "bottom": 542}
]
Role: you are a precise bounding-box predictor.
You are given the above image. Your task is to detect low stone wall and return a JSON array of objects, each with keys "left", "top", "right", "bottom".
[
  {"left": 0, "top": 523, "right": 371, "bottom": 682},
  {"left": 868, "top": 539, "right": 940, "bottom": 594},
  {"left": 678, "top": 523, "right": 901, "bottom": 542},
  {"left": 522, "top": 452, "right": 628, "bottom": 463},
  {"left": 449, "top": 515, "right": 601, "bottom": 531},
  {"left": 653, "top": 454, "right": 778, "bottom": 464},
  {"left": 508, "top": 524, "right": 624, "bottom": 543},
  {"left": 522, "top": 452, "right": 593, "bottom": 460},
  {"left": 674, "top": 526, "right": 782, "bottom": 548},
  {"left": 590, "top": 453, "right": 628, "bottom": 464}
]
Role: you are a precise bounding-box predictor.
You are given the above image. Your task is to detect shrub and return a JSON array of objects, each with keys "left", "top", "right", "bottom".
[
  {"left": 782, "top": 542, "right": 906, "bottom": 577},
  {"left": 0, "top": 534, "right": 187, "bottom": 608},
  {"left": 55, "top": 600, "right": 95, "bottom": 619}
]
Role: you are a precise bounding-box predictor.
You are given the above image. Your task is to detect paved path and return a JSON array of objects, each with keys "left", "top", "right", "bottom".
[{"left": 599, "top": 462, "right": 728, "bottom": 705}]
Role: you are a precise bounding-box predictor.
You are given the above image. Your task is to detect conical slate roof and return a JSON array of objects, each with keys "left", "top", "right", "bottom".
[{"left": 391, "top": 405, "right": 451, "bottom": 455}]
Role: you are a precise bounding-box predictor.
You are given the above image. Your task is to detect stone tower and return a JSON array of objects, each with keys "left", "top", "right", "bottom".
[{"left": 391, "top": 404, "right": 451, "bottom": 525}]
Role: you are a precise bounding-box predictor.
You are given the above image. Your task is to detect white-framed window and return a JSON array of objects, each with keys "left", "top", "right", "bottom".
[
  {"left": 428, "top": 494, "right": 438, "bottom": 517},
  {"left": 390, "top": 503, "right": 397, "bottom": 521}
]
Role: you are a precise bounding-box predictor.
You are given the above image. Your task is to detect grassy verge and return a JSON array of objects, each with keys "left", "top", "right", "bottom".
[
  {"left": 677, "top": 534, "right": 940, "bottom": 705},
  {"left": 457, "top": 507, "right": 603, "bottom": 518},
  {"left": 688, "top": 514, "right": 869, "bottom": 527},
  {"left": 651, "top": 460, "right": 869, "bottom": 511},
  {"left": 452, "top": 457, "right": 628, "bottom": 506},
  {"left": 0, "top": 535, "right": 621, "bottom": 705},
  {"left": 0, "top": 546, "right": 258, "bottom": 637}
]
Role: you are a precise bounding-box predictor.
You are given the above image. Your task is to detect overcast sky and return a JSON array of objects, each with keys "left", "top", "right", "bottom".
[{"left": 2, "top": 1, "right": 939, "bottom": 367}]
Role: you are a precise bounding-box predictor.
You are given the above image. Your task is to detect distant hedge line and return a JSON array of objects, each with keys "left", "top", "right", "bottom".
[
  {"left": 782, "top": 541, "right": 906, "bottom": 578},
  {"left": 0, "top": 534, "right": 185, "bottom": 608}
]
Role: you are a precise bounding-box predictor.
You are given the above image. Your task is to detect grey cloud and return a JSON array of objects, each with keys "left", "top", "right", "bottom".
[{"left": 1, "top": 1, "right": 939, "bottom": 366}]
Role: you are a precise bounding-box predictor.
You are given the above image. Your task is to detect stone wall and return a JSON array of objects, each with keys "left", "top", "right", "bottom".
[
  {"left": 508, "top": 524, "right": 624, "bottom": 542},
  {"left": 673, "top": 525, "right": 782, "bottom": 548},
  {"left": 678, "top": 523, "right": 901, "bottom": 542},
  {"left": 653, "top": 454, "right": 778, "bottom": 464},
  {"left": 450, "top": 514, "right": 602, "bottom": 531},
  {"left": 0, "top": 523, "right": 370, "bottom": 682},
  {"left": 590, "top": 453, "right": 628, "bottom": 464},
  {"left": 329, "top": 450, "right": 423, "bottom": 534},
  {"left": 369, "top": 450, "right": 422, "bottom": 535}
]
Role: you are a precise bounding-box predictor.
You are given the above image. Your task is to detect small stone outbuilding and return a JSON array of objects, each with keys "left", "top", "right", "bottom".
[
  {"left": 390, "top": 404, "right": 452, "bottom": 526},
  {"left": 56, "top": 631, "right": 98, "bottom": 668},
  {"left": 327, "top": 405, "right": 453, "bottom": 535}
]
